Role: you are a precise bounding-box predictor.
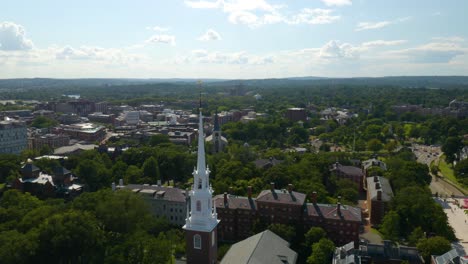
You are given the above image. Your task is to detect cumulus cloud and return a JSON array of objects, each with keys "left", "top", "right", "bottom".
[
  {"left": 390, "top": 42, "right": 465, "bottom": 63},
  {"left": 55, "top": 46, "right": 142, "bottom": 63},
  {"left": 355, "top": 17, "right": 410, "bottom": 31},
  {"left": 319, "top": 40, "right": 358, "bottom": 59},
  {"left": 198, "top": 29, "right": 222, "bottom": 41},
  {"left": 321, "top": 0, "right": 352, "bottom": 7},
  {"left": 145, "top": 34, "right": 176, "bottom": 45},
  {"left": 289, "top": 8, "right": 340, "bottom": 25},
  {"left": 185, "top": 0, "right": 340, "bottom": 27},
  {"left": 0, "top": 21, "right": 34, "bottom": 51}
]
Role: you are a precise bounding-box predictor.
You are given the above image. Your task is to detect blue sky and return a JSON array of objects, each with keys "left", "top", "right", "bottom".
[{"left": 1, "top": 0, "right": 467, "bottom": 78}]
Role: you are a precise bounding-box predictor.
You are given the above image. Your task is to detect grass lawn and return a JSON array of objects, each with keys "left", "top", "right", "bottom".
[
  {"left": 438, "top": 155, "right": 467, "bottom": 194},
  {"left": 438, "top": 155, "right": 457, "bottom": 182}
]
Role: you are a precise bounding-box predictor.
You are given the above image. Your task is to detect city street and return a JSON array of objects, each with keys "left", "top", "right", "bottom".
[{"left": 412, "top": 144, "right": 465, "bottom": 197}]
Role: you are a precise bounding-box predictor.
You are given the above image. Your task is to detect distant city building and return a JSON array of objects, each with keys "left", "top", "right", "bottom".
[
  {"left": 367, "top": 176, "right": 393, "bottom": 226},
  {"left": 285, "top": 108, "right": 307, "bottom": 122},
  {"left": 54, "top": 123, "right": 106, "bottom": 142},
  {"left": 221, "top": 230, "right": 297, "bottom": 264},
  {"left": 29, "top": 134, "right": 70, "bottom": 151},
  {"left": 94, "top": 101, "right": 109, "bottom": 113},
  {"left": 0, "top": 118, "right": 28, "bottom": 154},
  {"left": 88, "top": 112, "right": 115, "bottom": 124}
]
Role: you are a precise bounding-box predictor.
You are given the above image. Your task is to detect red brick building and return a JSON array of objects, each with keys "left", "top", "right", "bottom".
[
  {"left": 331, "top": 162, "right": 365, "bottom": 191},
  {"left": 214, "top": 184, "right": 362, "bottom": 246}
]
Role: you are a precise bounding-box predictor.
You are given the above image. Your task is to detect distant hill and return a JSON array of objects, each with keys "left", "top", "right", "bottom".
[{"left": 1, "top": 76, "right": 468, "bottom": 90}]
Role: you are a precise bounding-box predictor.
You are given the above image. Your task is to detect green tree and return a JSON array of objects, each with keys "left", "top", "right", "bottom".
[
  {"left": 380, "top": 211, "right": 401, "bottom": 241},
  {"left": 0, "top": 230, "right": 38, "bottom": 263},
  {"left": 417, "top": 236, "right": 451, "bottom": 262},
  {"left": 304, "top": 227, "right": 326, "bottom": 247},
  {"left": 268, "top": 223, "right": 296, "bottom": 243},
  {"left": 442, "top": 136, "right": 462, "bottom": 163},
  {"left": 367, "top": 138, "right": 383, "bottom": 152},
  {"left": 149, "top": 134, "right": 171, "bottom": 146},
  {"left": 31, "top": 116, "right": 58, "bottom": 128},
  {"left": 307, "top": 238, "right": 335, "bottom": 264},
  {"left": 408, "top": 226, "right": 425, "bottom": 246},
  {"left": 36, "top": 210, "right": 105, "bottom": 263},
  {"left": 142, "top": 156, "right": 161, "bottom": 183}
]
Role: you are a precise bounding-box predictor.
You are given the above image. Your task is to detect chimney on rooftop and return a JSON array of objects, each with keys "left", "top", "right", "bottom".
[
  {"left": 377, "top": 190, "right": 382, "bottom": 201},
  {"left": 111, "top": 182, "right": 116, "bottom": 191},
  {"left": 311, "top": 191, "right": 317, "bottom": 204},
  {"left": 247, "top": 186, "right": 252, "bottom": 199},
  {"left": 270, "top": 182, "right": 275, "bottom": 192},
  {"left": 224, "top": 192, "right": 228, "bottom": 206},
  {"left": 119, "top": 178, "right": 123, "bottom": 186},
  {"left": 337, "top": 202, "right": 341, "bottom": 215},
  {"left": 288, "top": 184, "right": 293, "bottom": 193}
]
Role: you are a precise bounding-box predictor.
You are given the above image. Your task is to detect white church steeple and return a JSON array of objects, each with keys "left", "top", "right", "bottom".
[{"left": 183, "top": 111, "right": 219, "bottom": 231}]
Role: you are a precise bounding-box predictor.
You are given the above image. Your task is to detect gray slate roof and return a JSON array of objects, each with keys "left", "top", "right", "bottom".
[
  {"left": 221, "top": 230, "right": 297, "bottom": 264},
  {"left": 367, "top": 176, "right": 393, "bottom": 202}
]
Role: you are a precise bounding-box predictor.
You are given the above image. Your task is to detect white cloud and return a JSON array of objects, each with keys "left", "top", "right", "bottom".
[
  {"left": 387, "top": 42, "right": 465, "bottom": 63},
  {"left": 147, "top": 26, "right": 170, "bottom": 32},
  {"left": 432, "top": 36, "right": 464, "bottom": 42},
  {"left": 185, "top": 0, "right": 339, "bottom": 27},
  {"left": 198, "top": 29, "right": 222, "bottom": 41},
  {"left": 361, "top": 40, "right": 407, "bottom": 48},
  {"left": 54, "top": 46, "right": 142, "bottom": 63},
  {"left": 321, "top": 0, "right": 352, "bottom": 7},
  {"left": 319, "top": 40, "right": 358, "bottom": 59},
  {"left": 0, "top": 21, "right": 34, "bottom": 51},
  {"left": 145, "top": 34, "right": 176, "bottom": 45},
  {"left": 355, "top": 17, "right": 411, "bottom": 31},
  {"left": 186, "top": 49, "right": 273, "bottom": 65},
  {"left": 289, "top": 8, "right": 340, "bottom": 25}
]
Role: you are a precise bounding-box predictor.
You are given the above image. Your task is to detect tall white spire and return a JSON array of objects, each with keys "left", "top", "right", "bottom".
[
  {"left": 196, "top": 111, "right": 206, "bottom": 184},
  {"left": 183, "top": 110, "right": 219, "bottom": 232}
]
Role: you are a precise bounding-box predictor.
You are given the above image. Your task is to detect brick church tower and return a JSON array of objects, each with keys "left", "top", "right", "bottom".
[{"left": 183, "top": 111, "right": 219, "bottom": 264}]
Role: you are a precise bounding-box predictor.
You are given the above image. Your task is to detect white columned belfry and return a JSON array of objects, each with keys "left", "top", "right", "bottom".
[{"left": 183, "top": 111, "right": 219, "bottom": 264}]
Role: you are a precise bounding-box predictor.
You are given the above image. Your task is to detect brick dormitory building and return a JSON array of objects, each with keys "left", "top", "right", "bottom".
[{"left": 213, "top": 183, "right": 362, "bottom": 246}]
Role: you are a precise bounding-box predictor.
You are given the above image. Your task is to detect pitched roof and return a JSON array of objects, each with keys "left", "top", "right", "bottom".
[
  {"left": 21, "top": 162, "right": 40, "bottom": 173},
  {"left": 256, "top": 189, "right": 306, "bottom": 206},
  {"left": 331, "top": 163, "right": 364, "bottom": 177},
  {"left": 221, "top": 230, "right": 297, "bottom": 264},
  {"left": 124, "top": 184, "right": 187, "bottom": 203},
  {"left": 306, "top": 203, "right": 362, "bottom": 222},
  {"left": 213, "top": 194, "right": 256, "bottom": 210},
  {"left": 367, "top": 176, "right": 393, "bottom": 202}
]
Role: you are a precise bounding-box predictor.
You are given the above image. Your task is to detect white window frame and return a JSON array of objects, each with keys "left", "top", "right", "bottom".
[{"left": 194, "top": 234, "right": 202, "bottom": 249}]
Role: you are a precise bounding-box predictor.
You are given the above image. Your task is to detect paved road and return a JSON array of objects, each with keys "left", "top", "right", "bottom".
[{"left": 412, "top": 144, "right": 464, "bottom": 197}]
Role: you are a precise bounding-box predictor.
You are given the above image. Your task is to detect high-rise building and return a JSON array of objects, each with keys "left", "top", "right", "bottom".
[
  {"left": 0, "top": 118, "right": 27, "bottom": 154},
  {"left": 183, "top": 112, "right": 220, "bottom": 264}
]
